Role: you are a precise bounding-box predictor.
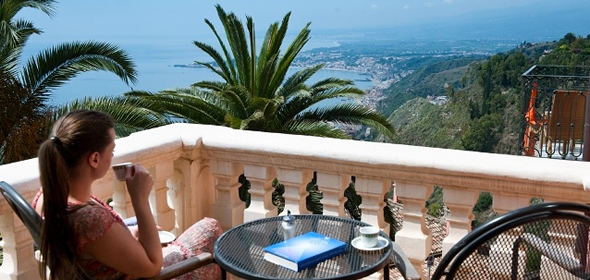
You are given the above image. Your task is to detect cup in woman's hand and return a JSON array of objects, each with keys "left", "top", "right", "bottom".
[{"left": 112, "top": 162, "right": 133, "bottom": 181}]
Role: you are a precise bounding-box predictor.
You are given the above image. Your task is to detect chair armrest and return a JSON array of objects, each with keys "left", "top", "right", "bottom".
[
  {"left": 520, "top": 233, "right": 583, "bottom": 275},
  {"left": 137, "top": 252, "right": 214, "bottom": 280},
  {"left": 391, "top": 242, "right": 421, "bottom": 280}
]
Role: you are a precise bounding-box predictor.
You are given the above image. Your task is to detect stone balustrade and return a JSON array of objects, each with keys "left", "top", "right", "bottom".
[{"left": 1, "top": 123, "right": 590, "bottom": 280}]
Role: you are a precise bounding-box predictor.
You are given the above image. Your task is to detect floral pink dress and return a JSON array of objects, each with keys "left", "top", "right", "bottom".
[{"left": 32, "top": 191, "right": 222, "bottom": 280}]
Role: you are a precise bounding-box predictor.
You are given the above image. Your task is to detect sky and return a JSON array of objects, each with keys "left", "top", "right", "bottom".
[{"left": 18, "top": 0, "right": 590, "bottom": 46}]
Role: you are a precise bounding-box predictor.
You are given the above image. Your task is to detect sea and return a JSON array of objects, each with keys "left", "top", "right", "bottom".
[{"left": 21, "top": 37, "right": 376, "bottom": 107}]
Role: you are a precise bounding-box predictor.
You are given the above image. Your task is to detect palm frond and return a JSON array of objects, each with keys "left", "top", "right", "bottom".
[
  {"left": 125, "top": 89, "right": 228, "bottom": 125},
  {"left": 218, "top": 6, "right": 251, "bottom": 89},
  {"left": 247, "top": 16, "right": 256, "bottom": 95},
  {"left": 296, "top": 103, "right": 395, "bottom": 141},
  {"left": 280, "top": 120, "right": 351, "bottom": 138},
  {"left": 310, "top": 76, "right": 356, "bottom": 91},
  {"left": 21, "top": 41, "right": 137, "bottom": 97},
  {"left": 0, "top": 0, "right": 54, "bottom": 49},
  {"left": 192, "top": 41, "right": 233, "bottom": 83},
  {"left": 278, "top": 65, "right": 323, "bottom": 98},
  {"left": 311, "top": 86, "right": 366, "bottom": 101},
  {"left": 54, "top": 96, "right": 170, "bottom": 137},
  {"left": 269, "top": 21, "right": 311, "bottom": 92},
  {"left": 192, "top": 81, "right": 250, "bottom": 118},
  {"left": 1, "top": 19, "right": 40, "bottom": 75}
]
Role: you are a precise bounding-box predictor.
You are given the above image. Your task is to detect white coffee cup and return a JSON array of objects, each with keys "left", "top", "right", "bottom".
[
  {"left": 112, "top": 162, "right": 133, "bottom": 181},
  {"left": 359, "top": 226, "right": 380, "bottom": 248}
]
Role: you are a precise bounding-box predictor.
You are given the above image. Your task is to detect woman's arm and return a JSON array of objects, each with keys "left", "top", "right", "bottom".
[
  {"left": 85, "top": 164, "right": 162, "bottom": 278},
  {"left": 83, "top": 222, "right": 163, "bottom": 277}
]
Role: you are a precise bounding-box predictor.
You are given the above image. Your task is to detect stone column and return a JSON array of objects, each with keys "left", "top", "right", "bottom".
[
  {"left": 244, "top": 165, "right": 277, "bottom": 221},
  {"left": 316, "top": 172, "right": 349, "bottom": 217},
  {"left": 111, "top": 179, "right": 133, "bottom": 219},
  {"left": 442, "top": 187, "right": 478, "bottom": 255},
  {"left": 210, "top": 160, "right": 244, "bottom": 231},
  {"left": 354, "top": 177, "right": 389, "bottom": 227},
  {"left": 0, "top": 212, "right": 40, "bottom": 280},
  {"left": 395, "top": 181, "right": 433, "bottom": 279},
  {"left": 276, "top": 168, "right": 313, "bottom": 215},
  {"left": 493, "top": 193, "right": 530, "bottom": 215},
  {"left": 151, "top": 162, "right": 176, "bottom": 231}
]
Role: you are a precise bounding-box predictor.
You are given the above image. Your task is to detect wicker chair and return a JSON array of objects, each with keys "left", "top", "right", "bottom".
[{"left": 431, "top": 202, "right": 590, "bottom": 280}]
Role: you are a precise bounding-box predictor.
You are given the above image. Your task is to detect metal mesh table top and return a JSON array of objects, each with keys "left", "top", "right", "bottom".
[{"left": 214, "top": 215, "right": 393, "bottom": 280}]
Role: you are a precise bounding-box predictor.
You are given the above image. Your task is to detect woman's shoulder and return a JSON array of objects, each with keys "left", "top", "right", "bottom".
[
  {"left": 70, "top": 203, "right": 126, "bottom": 252},
  {"left": 69, "top": 203, "right": 118, "bottom": 227}
]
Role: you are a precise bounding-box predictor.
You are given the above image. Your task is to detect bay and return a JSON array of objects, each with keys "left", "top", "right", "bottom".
[{"left": 47, "top": 64, "right": 375, "bottom": 107}]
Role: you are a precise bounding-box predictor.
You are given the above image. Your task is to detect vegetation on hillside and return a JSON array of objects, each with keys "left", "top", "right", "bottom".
[
  {"left": 379, "top": 57, "right": 485, "bottom": 116},
  {"left": 538, "top": 32, "right": 590, "bottom": 65}
]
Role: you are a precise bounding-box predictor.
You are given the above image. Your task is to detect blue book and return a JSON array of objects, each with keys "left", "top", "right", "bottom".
[{"left": 263, "top": 231, "right": 347, "bottom": 272}]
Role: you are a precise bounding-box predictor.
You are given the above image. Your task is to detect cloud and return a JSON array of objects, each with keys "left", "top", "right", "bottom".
[
  {"left": 403, "top": 4, "right": 410, "bottom": 9},
  {"left": 370, "top": 4, "right": 378, "bottom": 9},
  {"left": 425, "top": 2, "right": 436, "bottom": 8},
  {"left": 443, "top": 0, "right": 453, "bottom": 3}
]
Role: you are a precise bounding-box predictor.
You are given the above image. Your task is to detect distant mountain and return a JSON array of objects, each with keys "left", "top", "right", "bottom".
[{"left": 316, "top": 2, "right": 590, "bottom": 43}]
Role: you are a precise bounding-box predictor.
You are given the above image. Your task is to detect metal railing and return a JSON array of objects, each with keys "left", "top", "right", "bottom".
[{"left": 520, "top": 65, "right": 590, "bottom": 160}]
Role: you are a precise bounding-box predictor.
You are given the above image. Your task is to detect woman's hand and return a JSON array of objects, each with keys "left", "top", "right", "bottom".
[{"left": 125, "top": 164, "right": 153, "bottom": 202}]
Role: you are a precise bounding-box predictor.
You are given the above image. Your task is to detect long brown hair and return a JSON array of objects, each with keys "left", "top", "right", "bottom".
[{"left": 38, "top": 110, "right": 114, "bottom": 279}]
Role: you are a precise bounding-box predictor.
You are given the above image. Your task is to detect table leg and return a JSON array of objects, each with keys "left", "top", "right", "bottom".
[
  {"left": 221, "top": 268, "right": 227, "bottom": 280},
  {"left": 383, "top": 264, "right": 390, "bottom": 280}
]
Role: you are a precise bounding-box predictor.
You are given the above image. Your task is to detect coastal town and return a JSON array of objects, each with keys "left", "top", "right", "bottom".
[{"left": 291, "top": 40, "right": 504, "bottom": 112}]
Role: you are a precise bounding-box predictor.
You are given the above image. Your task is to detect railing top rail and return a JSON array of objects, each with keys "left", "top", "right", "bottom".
[{"left": 2, "top": 123, "right": 590, "bottom": 199}]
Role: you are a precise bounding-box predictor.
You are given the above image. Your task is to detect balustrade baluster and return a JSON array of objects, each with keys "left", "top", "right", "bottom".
[
  {"left": 354, "top": 177, "right": 389, "bottom": 227},
  {"left": 243, "top": 165, "right": 277, "bottom": 221},
  {"left": 316, "top": 172, "right": 349, "bottom": 217},
  {"left": 0, "top": 197, "right": 39, "bottom": 279},
  {"left": 442, "top": 187, "right": 478, "bottom": 255},
  {"left": 165, "top": 169, "right": 186, "bottom": 234},
  {"left": 111, "top": 179, "right": 132, "bottom": 219},
  {"left": 210, "top": 160, "right": 244, "bottom": 230},
  {"left": 150, "top": 163, "right": 176, "bottom": 231},
  {"left": 493, "top": 193, "right": 531, "bottom": 215},
  {"left": 395, "top": 181, "right": 433, "bottom": 279},
  {"left": 276, "top": 168, "right": 312, "bottom": 214}
]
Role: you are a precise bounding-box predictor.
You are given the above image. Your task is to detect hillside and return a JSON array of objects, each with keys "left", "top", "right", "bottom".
[
  {"left": 378, "top": 57, "right": 485, "bottom": 116},
  {"left": 387, "top": 97, "right": 469, "bottom": 149}
]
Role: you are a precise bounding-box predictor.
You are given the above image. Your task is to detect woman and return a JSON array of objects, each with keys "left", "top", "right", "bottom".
[{"left": 34, "top": 110, "right": 221, "bottom": 279}]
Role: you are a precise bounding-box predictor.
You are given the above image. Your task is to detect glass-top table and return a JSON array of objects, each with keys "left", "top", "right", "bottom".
[{"left": 214, "top": 214, "right": 393, "bottom": 280}]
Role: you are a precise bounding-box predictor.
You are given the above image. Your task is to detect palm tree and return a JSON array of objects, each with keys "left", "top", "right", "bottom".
[
  {"left": 124, "top": 5, "right": 394, "bottom": 218},
  {"left": 127, "top": 4, "right": 395, "bottom": 140},
  {"left": 0, "top": 0, "right": 139, "bottom": 164}
]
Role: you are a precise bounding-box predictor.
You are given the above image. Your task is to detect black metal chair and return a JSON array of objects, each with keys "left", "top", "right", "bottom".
[
  {"left": 0, "top": 181, "right": 214, "bottom": 280},
  {"left": 431, "top": 202, "right": 590, "bottom": 280}
]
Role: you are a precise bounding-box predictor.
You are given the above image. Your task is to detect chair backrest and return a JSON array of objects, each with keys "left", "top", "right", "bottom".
[
  {"left": 0, "top": 181, "right": 43, "bottom": 246},
  {"left": 548, "top": 90, "right": 587, "bottom": 141},
  {"left": 432, "top": 202, "right": 590, "bottom": 280}
]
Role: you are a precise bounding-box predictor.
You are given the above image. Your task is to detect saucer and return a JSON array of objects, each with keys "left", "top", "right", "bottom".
[
  {"left": 159, "top": 230, "right": 176, "bottom": 245},
  {"left": 351, "top": 236, "right": 389, "bottom": 251}
]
